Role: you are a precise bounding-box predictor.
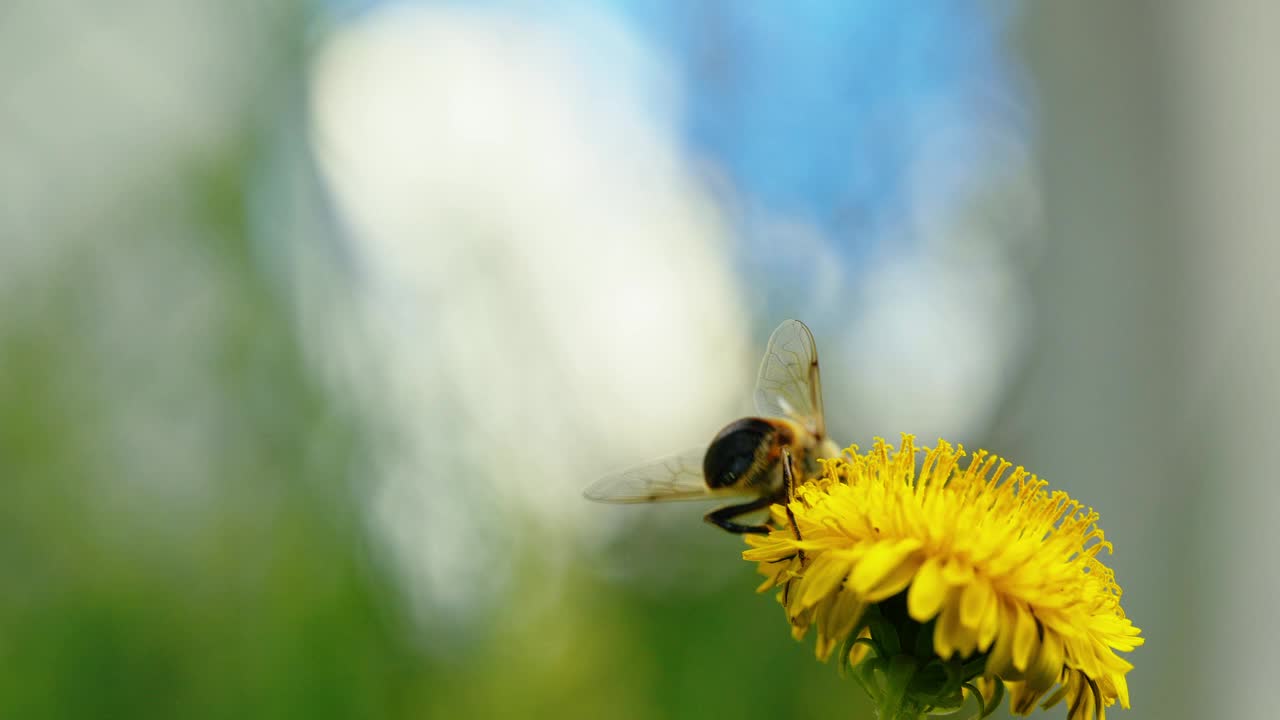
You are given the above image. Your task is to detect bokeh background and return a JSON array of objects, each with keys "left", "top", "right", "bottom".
[{"left": 2, "top": 1, "right": 1276, "bottom": 718}]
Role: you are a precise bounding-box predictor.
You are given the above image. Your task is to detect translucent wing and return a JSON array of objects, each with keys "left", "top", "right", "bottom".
[
  {"left": 754, "top": 319, "right": 826, "bottom": 437},
  {"left": 584, "top": 448, "right": 747, "bottom": 504}
]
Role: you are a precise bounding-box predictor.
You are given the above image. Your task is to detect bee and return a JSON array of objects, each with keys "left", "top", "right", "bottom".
[{"left": 583, "top": 319, "right": 841, "bottom": 534}]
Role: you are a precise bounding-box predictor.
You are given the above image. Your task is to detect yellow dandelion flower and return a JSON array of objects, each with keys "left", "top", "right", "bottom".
[{"left": 743, "top": 435, "right": 1143, "bottom": 720}]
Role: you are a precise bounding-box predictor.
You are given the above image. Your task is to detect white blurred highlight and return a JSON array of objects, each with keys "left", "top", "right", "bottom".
[
  {"left": 833, "top": 120, "right": 1038, "bottom": 443},
  {"left": 0, "top": 1, "right": 273, "bottom": 285},
  {"left": 842, "top": 246, "right": 1029, "bottom": 442},
  {"left": 309, "top": 6, "right": 748, "bottom": 626}
]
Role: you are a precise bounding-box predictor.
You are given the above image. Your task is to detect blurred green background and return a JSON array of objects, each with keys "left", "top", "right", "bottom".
[{"left": 1, "top": 1, "right": 1276, "bottom": 719}]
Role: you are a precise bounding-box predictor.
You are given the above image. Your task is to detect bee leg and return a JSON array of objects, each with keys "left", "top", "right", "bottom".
[
  {"left": 704, "top": 495, "right": 776, "bottom": 534},
  {"left": 781, "top": 449, "right": 806, "bottom": 565}
]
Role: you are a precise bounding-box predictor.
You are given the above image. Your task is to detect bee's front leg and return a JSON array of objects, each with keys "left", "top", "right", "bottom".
[
  {"left": 781, "top": 449, "right": 805, "bottom": 565},
  {"left": 703, "top": 495, "right": 776, "bottom": 534}
]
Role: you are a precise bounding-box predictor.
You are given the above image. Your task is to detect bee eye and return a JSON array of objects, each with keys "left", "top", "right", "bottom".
[{"left": 703, "top": 418, "right": 775, "bottom": 489}]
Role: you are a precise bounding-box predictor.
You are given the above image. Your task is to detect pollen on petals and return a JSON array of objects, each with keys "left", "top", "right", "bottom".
[{"left": 743, "top": 435, "right": 1143, "bottom": 720}]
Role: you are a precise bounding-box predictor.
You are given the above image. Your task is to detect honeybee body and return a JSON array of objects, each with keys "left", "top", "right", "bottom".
[
  {"left": 585, "top": 320, "right": 839, "bottom": 535},
  {"left": 703, "top": 417, "right": 835, "bottom": 494}
]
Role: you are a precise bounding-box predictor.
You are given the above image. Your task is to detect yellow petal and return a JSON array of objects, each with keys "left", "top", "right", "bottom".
[
  {"left": 796, "top": 554, "right": 850, "bottom": 610},
  {"left": 847, "top": 626, "right": 873, "bottom": 666},
  {"left": 977, "top": 589, "right": 1001, "bottom": 651},
  {"left": 1114, "top": 673, "right": 1131, "bottom": 709},
  {"left": 1026, "top": 630, "right": 1064, "bottom": 692},
  {"left": 814, "top": 589, "right": 866, "bottom": 661},
  {"left": 742, "top": 540, "right": 798, "bottom": 563},
  {"left": 863, "top": 554, "right": 922, "bottom": 602},
  {"left": 907, "top": 556, "right": 946, "bottom": 621},
  {"left": 848, "top": 538, "right": 923, "bottom": 595},
  {"left": 934, "top": 587, "right": 971, "bottom": 660},
  {"left": 1007, "top": 680, "right": 1050, "bottom": 716},
  {"left": 813, "top": 594, "right": 839, "bottom": 653},
  {"left": 987, "top": 604, "right": 1017, "bottom": 678},
  {"left": 960, "top": 576, "right": 993, "bottom": 629},
  {"left": 1012, "top": 604, "right": 1039, "bottom": 672},
  {"left": 941, "top": 556, "right": 975, "bottom": 585}
]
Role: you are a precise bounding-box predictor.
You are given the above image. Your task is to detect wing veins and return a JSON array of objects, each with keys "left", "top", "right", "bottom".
[
  {"left": 583, "top": 448, "right": 750, "bottom": 504},
  {"left": 754, "top": 320, "right": 825, "bottom": 437}
]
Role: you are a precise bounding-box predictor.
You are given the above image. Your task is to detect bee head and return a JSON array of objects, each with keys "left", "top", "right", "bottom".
[{"left": 703, "top": 417, "right": 777, "bottom": 490}]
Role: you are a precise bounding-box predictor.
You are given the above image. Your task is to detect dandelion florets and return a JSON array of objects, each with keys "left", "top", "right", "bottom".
[{"left": 743, "top": 435, "right": 1142, "bottom": 720}]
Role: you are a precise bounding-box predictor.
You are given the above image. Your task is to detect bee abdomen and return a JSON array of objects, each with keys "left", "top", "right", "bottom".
[{"left": 703, "top": 417, "right": 777, "bottom": 490}]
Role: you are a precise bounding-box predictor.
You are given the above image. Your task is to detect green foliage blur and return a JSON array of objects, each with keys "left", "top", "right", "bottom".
[{"left": 0, "top": 152, "right": 411, "bottom": 717}]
